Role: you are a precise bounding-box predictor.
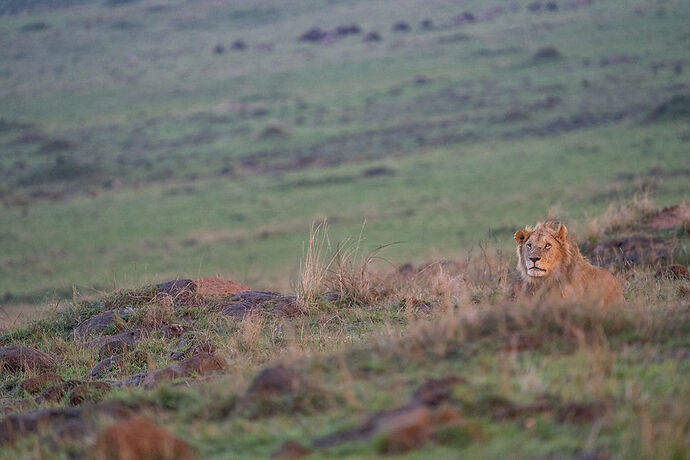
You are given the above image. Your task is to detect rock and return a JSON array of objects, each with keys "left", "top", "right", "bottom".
[
  {"left": 377, "top": 406, "right": 432, "bottom": 454},
  {"left": 97, "top": 329, "right": 142, "bottom": 360},
  {"left": 655, "top": 265, "right": 689, "bottom": 280},
  {"left": 0, "top": 407, "right": 82, "bottom": 445},
  {"left": 363, "top": 31, "right": 382, "bottom": 42},
  {"left": 231, "top": 39, "right": 247, "bottom": 50},
  {"left": 170, "top": 343, "right": 216, "bottom": 361},
  {"left": 90, "top": 356, "right": 123, "bottom": 378},
  {"left": 213, "top": 44, "right": 225, "bottom": 54},
  {"left": 0, "top": 345, "right": 57, "bottom": 373},
  {"left": 74, "top": 308, "right": 134, "bottom": 339},
  {"left": 298, "top": 27, "right": 327, "bottom": 42},
  {"left": 271, "top": 440, "right": 312, "bottom": 459},
  {"left": 142, "top": 353, "right": 226, "bottom": 389},
  {"left": 419, "top": 19, "right": 433, "bottom": 30},
  {"left": 38, "top": 380, "right": 80, "bottom": 403},
  {"left": 334, "top": 24, "right": 361, "bottom": 36},
  {"left": 120, "top": 372, "right": 147, "bottom": 387},
  {"left": 68, "top": 382, "right": 111, "bottom": 406},
  {"left": 392, "top": 21, "right": 410, "bottom": 32},
  {"left": 221, "top": 291, "right": 300, "bottom": 318},
  {"left": 246, "top": 365, "right": 302, "bottom": 397},
  {"left": 411, "top": 376, "right": 466, "bottom": 407},
  {"left": 195, "top": 277, "right": 249, "bottom": 298},
  {"left": 160, "top": 324, "right": 192, "bottom": 338},
  {"left": 92, "top": 417, "right": 195, "bottom": 460},
  {"left": 20, "top": 373, "right": 64, "bottom": 394}
]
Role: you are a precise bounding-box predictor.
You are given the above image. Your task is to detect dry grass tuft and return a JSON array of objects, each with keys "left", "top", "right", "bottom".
[{"left": 586, "top": 191, "right": 657, "bottom": 240}]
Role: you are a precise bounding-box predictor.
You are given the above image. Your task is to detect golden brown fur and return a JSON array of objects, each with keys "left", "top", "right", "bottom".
[{"left": 513, "top": 221, "right": 624, "bottom": 306}]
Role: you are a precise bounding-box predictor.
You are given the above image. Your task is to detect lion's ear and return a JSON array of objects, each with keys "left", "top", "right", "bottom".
[
  {"left": 557, "top": 224, "right": 568, "bottom": 241},
  {"left": 514, "top": 229, "right": 531, "bottom": 245}
]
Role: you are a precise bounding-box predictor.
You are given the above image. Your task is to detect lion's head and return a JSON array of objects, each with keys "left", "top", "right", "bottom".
[{"left": 514, "top": 220, "right": 579, "bottom": 281}]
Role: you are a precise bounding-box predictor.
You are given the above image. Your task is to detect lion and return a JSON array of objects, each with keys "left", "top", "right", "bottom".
[{"left": 513, "top": 220, "right": 624, "bottom": 306}]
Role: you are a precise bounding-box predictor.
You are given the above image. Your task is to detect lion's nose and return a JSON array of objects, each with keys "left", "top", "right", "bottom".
[{"left": 530, "top": 257, "right": 541, "bottom": 262}]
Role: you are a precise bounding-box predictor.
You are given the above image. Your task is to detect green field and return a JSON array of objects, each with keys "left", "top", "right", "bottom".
[
  {"left": 1, "top": 0, "right": 688, "bottom": 306},
  {"left": 0, "top": 1, "right": 689, "bottom": 458}
]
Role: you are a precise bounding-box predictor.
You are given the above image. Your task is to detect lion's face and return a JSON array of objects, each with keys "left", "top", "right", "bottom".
[{"left": 514, "top": 222, "right": 569, "bottom": 278}]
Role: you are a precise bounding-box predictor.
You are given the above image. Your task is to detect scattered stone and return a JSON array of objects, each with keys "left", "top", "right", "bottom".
[
  {"left": 246, "top": 365, "right": 302, "bottom": 397},
  {"left": 160, "top": 324, "right": 192, "bottom": 338},
  {"left": 92, "top": 417, "right": 195, "bottom": 460},
  {"left": 231, "top": 39, "right": 247, "bottom": 50},
  {"left": 546, "top": 2, "right": 558, "bottom": 11},
  {"left": 419, "top": 19, "right": 433, "bottom": 30},
  {"left": 213, "top": 44, "right": 225, "bottom": 55},
  {"left": 19, "top": 373, "right": 64, "bottom": 395},
  {"left": 68, "top": 382, "right": 111, "bottom": 406},
  {"left": 38, "top": 380, "right": 81, "bottom": 404},
  {"left": 377, "top": 406, "right": 432, "bottom": 454},
  {"left": 452, "top": 12, "right": 475, "bottom": 24},
  {"left": 97, "top": 329, "right": 142, "bottom": 360},
  {"left": 120, "top": 372, "right": 147, "bottom": 387},
  {"left": 221, "top": 291, "right": 300, "bottom": 318},
  {"left": 392, "top": 21, "right": 410, "bottom": 32},
  {"left": 528, "top": 2, "right": 542, "bottom": 11},
  {"left": 142, "top": 352, "right": 226, "bottom": 388},
  {"left": 74, "top": 308, "right": 134, "bottom": 339},
  {"left": 655, "top": 265, "right": 689, "bottom": 280},
  {"left": 335, "top": 24, "right": 361, "bottom": 36},
  {"left": 299, "top": 27, "right": 327, "bottom": 42},
  {"left": 195, "top": 277, "right": 250, "bottom": 298},
  {"left": 411, "top": 376, "right": 466, "bottom": 407},
  {"left": 271, "top": 440, "right": 312, "bottom": 459},
  {"left": 90, "top": 355, "right": 123, "bottom": 378},
  {"left": 0, "top": 407, "right": 82, "bottom": 445},
  {"left": 363, "top": 31, "right": 382, "bottom": 42},
  {"left": 0, "top": 346, "right": 57, "bottom": 373},
  {"left": 362, "top": 166, "right": 396, "bottom": 178},
  {"left": 171, "top": 343, "right": 216, "bottom": 361},
  {"left": 533, "top": 46, "right": 562, "bottom": 60}
]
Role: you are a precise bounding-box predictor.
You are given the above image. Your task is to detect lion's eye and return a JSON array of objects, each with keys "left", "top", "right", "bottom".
[{"left": 544, "top": 243, "right": 551, "bottom": 250}]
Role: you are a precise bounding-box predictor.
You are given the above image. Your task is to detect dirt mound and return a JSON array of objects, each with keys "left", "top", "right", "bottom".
[
  {"left": 20, "top": 373, "right": 65, "bottom": 394},
  {"left": 142, "top": 352, "right": 226, "bottom": 389},
  {"left": 649, "top": 203, "right": 690, "bottom": 230},
  {"left": 592, "top": 236, "right": 672, "bottom": 264},
  {"left": 92, "top": 417, "right": 195, "bottom": 460},
  {"left": 0, "top": 345, "right": 57, "bottom": 373},
  {"left": 655, "top": 265, "right": 689, "bottom": 280},
  {"left": 195, "top": 277, "right": 249, "bottom": 298}
]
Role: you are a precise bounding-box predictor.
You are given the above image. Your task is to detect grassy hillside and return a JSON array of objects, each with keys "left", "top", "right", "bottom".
[{"left": 0, "top": 0, "right": 688, "bottom": 308}]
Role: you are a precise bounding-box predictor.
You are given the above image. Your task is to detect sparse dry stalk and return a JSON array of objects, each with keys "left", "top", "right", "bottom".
[{"left": 297, "top": 219, "right": 335, "bottom": 311}]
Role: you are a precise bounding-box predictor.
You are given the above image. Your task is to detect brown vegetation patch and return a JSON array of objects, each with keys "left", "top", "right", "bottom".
[
  {"left": 0, "top": 345, "right": 57, "bottom": 373},
  {"left": 195, "top": 277, "right": 250, "bottom": 298},
  {"left": 20, "top": 373, "right": 64, "bottom": 395},
  {"left": 92, "top": 417, "right": 195, "bottom": 460},
  {"left": 655, "top": 265, "right": 689, "bottom": 280},
  {"left": 649, "top": 203, "right": 690, "bottom": 230}
]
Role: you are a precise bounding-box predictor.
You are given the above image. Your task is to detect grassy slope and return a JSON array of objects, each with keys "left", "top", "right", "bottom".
[{"left": 0, "top": 0, "right": 689, "bottom": 306}]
